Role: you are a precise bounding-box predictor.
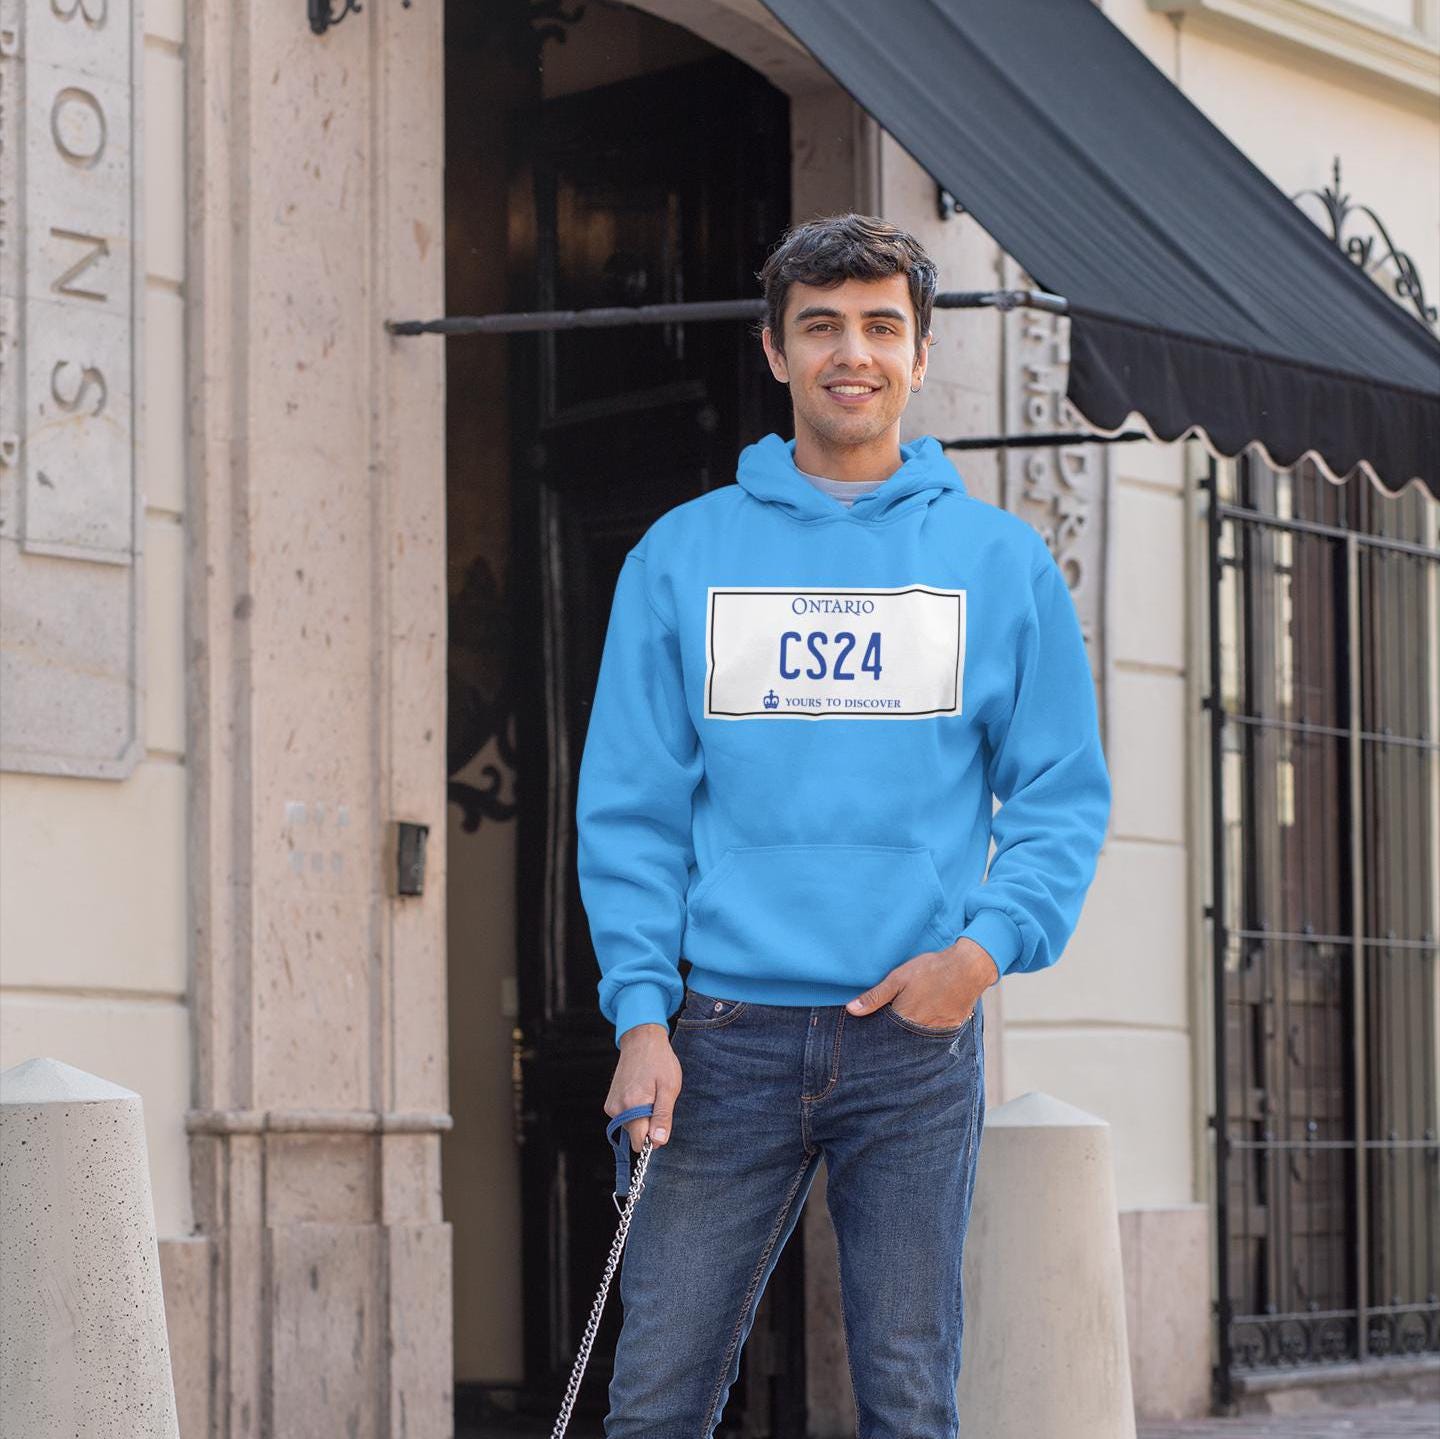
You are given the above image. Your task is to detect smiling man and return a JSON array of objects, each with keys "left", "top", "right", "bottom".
[{"left": 577, "top": 213, "right": 1111, "bottom": 1435}]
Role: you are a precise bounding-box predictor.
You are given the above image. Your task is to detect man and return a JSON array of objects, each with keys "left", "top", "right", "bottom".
[{"left": 576, "top": 213, "right": 1111, "bottom": 1436}]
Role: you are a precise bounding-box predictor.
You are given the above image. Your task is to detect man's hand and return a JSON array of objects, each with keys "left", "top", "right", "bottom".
[
  {"left": 605, "top": 1023, "right": 682, "bottom": 1151},
  {"left": 845, "top": 938, "right": 1000, "bottom": 1028}
]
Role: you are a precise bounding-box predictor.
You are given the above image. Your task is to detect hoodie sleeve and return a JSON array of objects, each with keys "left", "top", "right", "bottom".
[
  {"left": 575, "top": 547, "right": 703, "bottom": 1048},
  {"left": 955, "top": 544, "right": 1112, "bottom": 978}
]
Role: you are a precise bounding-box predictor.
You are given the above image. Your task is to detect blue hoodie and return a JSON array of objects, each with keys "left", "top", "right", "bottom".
[{"left": 576, "top": 432, "right": 1112, "bottom": 1048}]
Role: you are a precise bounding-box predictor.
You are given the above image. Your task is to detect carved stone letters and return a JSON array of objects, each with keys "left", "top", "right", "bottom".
[{"left": 0, "top": 0, "right": 144, "bottom": 777}]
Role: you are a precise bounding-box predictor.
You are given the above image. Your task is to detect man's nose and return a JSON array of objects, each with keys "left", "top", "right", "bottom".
[{"left": 830, "top": 325, "right": 874, "bottom": 367}]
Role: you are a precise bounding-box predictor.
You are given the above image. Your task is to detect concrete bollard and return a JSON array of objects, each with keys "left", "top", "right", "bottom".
[
  {"left": 957, "top": 1090, "right": 1137, "bottom": 1439},
  {"left": 0, "top": 1058, "right": 179, "bottom": 1439}
]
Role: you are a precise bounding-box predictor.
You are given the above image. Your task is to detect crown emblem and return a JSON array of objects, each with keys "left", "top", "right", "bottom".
[{"left": 762, "top": 688, "right": 780, "bottom": 710}]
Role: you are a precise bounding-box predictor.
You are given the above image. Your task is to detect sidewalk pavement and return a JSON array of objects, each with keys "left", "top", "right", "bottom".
[{"left": 1137, "top": 1403, "right": 1437, "bottom": 1437}]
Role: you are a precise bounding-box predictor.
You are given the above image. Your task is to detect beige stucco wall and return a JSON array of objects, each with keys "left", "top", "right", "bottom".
[
  {"left": 0, "top": 0, "right": 192, "bottom": 1241},
  {"left": 1002, "top": 428, "right": 1197, "bottom": 1209}
]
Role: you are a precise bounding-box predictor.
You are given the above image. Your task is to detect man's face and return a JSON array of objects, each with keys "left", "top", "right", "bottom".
[{"left": 761, "top": 273, "right": 929, "bottom": 451}]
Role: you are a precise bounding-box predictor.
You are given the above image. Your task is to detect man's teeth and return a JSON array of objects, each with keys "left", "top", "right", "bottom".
[{"left": 829, "top": 385, "right": 875, "bottom": 395}]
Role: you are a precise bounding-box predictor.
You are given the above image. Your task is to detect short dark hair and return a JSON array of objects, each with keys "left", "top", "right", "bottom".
[{"left": 756, "top": 213, "right": 938, "bottom": 362}]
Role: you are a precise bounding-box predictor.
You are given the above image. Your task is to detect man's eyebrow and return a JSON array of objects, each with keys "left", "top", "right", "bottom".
[{"left": 791, "top": 305, "right": 910, "bottom": 324}]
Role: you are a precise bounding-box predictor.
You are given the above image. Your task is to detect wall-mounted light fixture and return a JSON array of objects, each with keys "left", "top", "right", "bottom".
[{"left": 309, "top": 0, "right": 411, "bottom": 36}]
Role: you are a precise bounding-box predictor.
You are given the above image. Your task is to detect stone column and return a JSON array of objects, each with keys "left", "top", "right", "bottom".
[{"left": 183, "top": 5, "right": 450, "bottom": 1435}]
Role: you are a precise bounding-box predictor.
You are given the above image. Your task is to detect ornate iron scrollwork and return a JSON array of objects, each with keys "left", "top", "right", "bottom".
[
  {"left": 1293, "top": 156, "right": 1437, "bottom": 331},
  {"left": 466, "top": 0, "right": 587, "bottom": 63},
  {"left": 308, "top": 0, "right": 411, "bottom": 36},
  {"left": 447, "top": 555, "right": 520, "bottom": 833},
  {"left": 529, "top": 0, "right": 587, "bottom": 47}
]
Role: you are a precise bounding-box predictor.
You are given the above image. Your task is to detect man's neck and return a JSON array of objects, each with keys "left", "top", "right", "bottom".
[{"left": 792, "top": 426, "right": 903, "bottom": 484}]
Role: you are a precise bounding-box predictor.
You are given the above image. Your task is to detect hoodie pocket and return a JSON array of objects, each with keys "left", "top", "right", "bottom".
[{"left": 682, "top": 843, "right": 953, "bottom": 984}]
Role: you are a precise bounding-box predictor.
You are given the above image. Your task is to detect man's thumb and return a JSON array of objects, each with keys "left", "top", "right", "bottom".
[
  {"left": 846, "top": 978, "right": 896, "bottom": 1014},
  {"left": 647, "top": 1098, "right": 675, "bottom": 1146}
]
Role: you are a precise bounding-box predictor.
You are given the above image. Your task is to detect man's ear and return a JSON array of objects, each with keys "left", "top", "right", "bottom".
[
  {"left": 912, "top": 330, "right": 932, "bottom": 387},
  {"left": 761, "top": 325, "right": 789, "bottom": 385}
]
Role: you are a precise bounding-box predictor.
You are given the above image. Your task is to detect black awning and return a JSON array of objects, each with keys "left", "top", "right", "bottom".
[{"left": 757, "top": 0, "right": 1440, "bottom": 498}]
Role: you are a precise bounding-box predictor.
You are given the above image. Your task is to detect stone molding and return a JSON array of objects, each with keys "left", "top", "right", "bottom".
[
  {"left": 187, "top": 1108, "right": 454, "bottom": 1135},
  {"left": 1148, "top": 0, "right": 1440, "bottom": 96}
]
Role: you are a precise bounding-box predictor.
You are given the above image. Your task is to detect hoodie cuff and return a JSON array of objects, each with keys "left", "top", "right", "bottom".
[
  {"left": 613, "top": 981, "right": 674, "bottom": 1049},
  {"left": 958, "top": 909, "right": 1025, "bottom": 977}
]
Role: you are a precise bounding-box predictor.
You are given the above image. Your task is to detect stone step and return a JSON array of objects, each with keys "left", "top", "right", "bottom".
[{"left": 1137, "top": 1402, "right": 1437, "bottom": 1438}]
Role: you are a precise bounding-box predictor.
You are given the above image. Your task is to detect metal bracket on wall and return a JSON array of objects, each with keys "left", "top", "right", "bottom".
[
  {"left": 1293, "top": 155, "right": 1437, "bottom": 332},
  {"left": 308, "top": 0, "right": 411, "bottom": 37}
]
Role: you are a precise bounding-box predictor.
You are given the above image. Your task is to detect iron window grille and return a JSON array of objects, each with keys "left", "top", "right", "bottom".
[{"left": 1205, "top": 446, "right": 1440, "bottom": 1404}]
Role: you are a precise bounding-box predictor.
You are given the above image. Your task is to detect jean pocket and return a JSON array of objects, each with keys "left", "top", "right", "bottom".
[
  {"left": 880, "top": 1002, "right": 974, "bottom": 1039},
  {"left": 674, "top": 988, "right": 748, "bottom": 1029},
  {"left": 682, "top": 843, "right": 952, "bottom": 987}
]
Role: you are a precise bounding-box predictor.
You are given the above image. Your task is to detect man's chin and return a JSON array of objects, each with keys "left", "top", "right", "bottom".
[{"left": 799, "top": 409, "right": 894, "bottom": 448}]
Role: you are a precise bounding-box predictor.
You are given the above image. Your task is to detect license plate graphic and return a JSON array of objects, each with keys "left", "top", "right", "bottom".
[{"left": 703, "top": 586, "right": 966, "bottom": 720}]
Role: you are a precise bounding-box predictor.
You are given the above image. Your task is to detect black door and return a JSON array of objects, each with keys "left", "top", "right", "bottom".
[{"left": 507, "top": 55, "right": 803, "bottom": 1433}]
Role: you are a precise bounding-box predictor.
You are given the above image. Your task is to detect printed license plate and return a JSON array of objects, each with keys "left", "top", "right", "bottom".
[{"left": 703, "top": 585, "right": 966, "bottom": 720}]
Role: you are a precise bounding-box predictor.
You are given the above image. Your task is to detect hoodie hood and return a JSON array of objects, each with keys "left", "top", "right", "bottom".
[{"left": 736, "top": 432, "right": 967, "bottom": 523}]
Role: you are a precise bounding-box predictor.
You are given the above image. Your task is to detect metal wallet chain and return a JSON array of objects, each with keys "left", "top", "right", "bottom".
[{"left": 550, "top": 1101, "right": 657, "bottom": 1438}]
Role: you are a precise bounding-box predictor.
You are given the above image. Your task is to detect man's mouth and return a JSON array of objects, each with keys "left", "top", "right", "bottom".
[{"left": 823, "top": 381, "right": 881, "bottom": 403}]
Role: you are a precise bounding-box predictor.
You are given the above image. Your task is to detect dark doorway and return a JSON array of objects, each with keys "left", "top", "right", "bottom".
[{"left": 496, "top": 49, "right": 798, "bottom": 1436}]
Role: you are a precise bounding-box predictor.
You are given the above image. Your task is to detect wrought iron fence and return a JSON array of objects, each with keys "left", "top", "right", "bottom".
[{"left": 1205, "top": 450, "right": 1440, "bottom": 1405}]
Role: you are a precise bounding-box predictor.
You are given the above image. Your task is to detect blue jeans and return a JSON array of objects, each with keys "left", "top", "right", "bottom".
[{"left": 605, "top": 984, "right": 987, "bottom": 1437}]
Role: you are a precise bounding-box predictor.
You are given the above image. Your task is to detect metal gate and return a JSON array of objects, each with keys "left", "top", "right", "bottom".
[{"left": 1205, "top": 449, "right": 1440, "bottom": 1404}]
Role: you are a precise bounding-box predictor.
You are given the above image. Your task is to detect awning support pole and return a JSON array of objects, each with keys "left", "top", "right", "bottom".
[
  {"left": 383, "top": 287, "right": 1068, "bottom": 336},
  {"left": 940, "top": 430, "right": 1149, "bottom": 451},
  {"left": 384, "top": 286, "right": 1120, "bottom": 452}
]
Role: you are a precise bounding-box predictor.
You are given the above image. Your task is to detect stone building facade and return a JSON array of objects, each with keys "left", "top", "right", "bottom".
[{"left": 1, "top": 0, "right": 1435, "bottom": 1433}]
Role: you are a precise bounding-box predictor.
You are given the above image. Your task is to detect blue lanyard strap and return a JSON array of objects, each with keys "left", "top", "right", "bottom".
[{"left": 606, "top": 1103, "right": 655, "bottom": 1201}]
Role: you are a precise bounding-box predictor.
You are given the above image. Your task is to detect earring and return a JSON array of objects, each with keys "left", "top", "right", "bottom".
[{"left": 910, "top": 382, "right": 922, "bottom": 393}]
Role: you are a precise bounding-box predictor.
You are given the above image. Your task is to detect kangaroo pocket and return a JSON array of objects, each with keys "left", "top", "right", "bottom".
[{"left": 681, "top": 843, "right": 953, "bottom": 985}]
